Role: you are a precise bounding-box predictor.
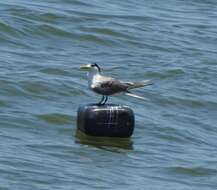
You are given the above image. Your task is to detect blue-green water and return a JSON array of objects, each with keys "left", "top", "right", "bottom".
[{"left": 1, "top": 0, "right": 217, "bottom": 189}]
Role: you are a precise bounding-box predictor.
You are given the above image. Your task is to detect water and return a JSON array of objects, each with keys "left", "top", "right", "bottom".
[{"left": 1, "top": 0, "right": 217, "bottom": 189}]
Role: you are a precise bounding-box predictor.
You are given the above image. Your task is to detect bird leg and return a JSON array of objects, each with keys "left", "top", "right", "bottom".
[
  {"left": 97, "top": 95, "right": 105, "bottom": 105},
  {"left": 102, "top": 96, "right": 108, "bottom": 105}
]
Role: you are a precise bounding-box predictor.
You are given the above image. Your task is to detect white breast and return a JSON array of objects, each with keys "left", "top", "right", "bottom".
[{"left": 88, "top": 73, "right": 101, "bottom": 89}]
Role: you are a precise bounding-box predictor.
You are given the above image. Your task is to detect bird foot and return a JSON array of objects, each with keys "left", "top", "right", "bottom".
[{"left": 97, "top": 96, "right": 108, "bottom": 106}]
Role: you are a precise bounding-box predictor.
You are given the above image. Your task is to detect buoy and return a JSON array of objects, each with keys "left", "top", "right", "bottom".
[{"left": 77, "top": 104, "right": 134, "bottom": 138}]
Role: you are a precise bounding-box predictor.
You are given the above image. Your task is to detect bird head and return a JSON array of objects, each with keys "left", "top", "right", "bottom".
[{"left": 80, "top": 63, "right": 101, "bottom": 73}]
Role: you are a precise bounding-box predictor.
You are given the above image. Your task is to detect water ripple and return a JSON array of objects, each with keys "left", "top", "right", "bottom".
[{"left": 1, "top": 0, "right": 217, "bottom": 189}]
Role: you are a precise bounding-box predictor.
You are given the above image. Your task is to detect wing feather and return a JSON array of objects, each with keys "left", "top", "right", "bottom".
[{"left": 92, "top": 78, "right": 128, "bottom": 95}]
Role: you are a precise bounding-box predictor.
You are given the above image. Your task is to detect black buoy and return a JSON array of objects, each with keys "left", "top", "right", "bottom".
[{"left": 77, "top": 104, "right": 134, "bottom": 138}]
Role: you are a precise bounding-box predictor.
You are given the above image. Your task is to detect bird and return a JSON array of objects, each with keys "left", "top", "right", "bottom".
[{"left": 80, "top": 63, "right": 153, "bottom": 105}]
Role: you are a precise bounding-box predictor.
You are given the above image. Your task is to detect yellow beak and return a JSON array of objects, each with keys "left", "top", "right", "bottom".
[{"left": 80, "top": 64, "right": 91, "bottom": 70}]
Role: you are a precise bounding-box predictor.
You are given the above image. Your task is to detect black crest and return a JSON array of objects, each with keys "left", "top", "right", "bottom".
[{"left": 91, "top": 63, "right": 101, "bottom": 72}]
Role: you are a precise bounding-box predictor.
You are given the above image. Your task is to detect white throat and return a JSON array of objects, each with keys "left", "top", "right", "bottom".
[{"left": 87, "top": 69, "right": 101, "bottom": 88}]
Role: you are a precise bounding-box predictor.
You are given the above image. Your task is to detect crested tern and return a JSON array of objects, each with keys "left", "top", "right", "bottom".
[{"left": 80, "top": 63, "right": 153, "bottom": 105}]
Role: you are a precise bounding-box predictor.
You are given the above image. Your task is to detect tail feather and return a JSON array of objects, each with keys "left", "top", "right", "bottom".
[
  {"left": 126, "top": 80, "right": 153, "bottom": 90},
  {"left": 125, "top": 92, "right": 147, "bottom": 100}
]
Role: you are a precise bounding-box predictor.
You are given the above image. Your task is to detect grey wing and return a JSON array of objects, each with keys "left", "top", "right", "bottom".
[{"left": 93, "top": 79, "right": 129, "bottom": 95}]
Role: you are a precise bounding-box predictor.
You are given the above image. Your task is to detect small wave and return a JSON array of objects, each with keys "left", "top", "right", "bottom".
[
  {"left": 61, "top": 0, "right": 94, "bottom": 7},
  {"left": 157, "top": 95, "right": 205, "bottom": 109},
  {"left": 0, "top": 21, "right": 17, "bottom": 34},
  {"left": 37, "top": 113, "right": 72, "bottom": 124},
  {"left": 79, "top": 26, "right": 134, "bottom": 40},
  {"left": 0, "top": 20, "right": 26, "bottom": 42},
  {"left": 167, "top": 166, "right": 217, "bottom": 176},
  {"left": 0, "top": 80, "right": 28, "bottom": 97},
  {"left": 39, "top": 68, "right": 71, "bottom": 76},
  {"left": 0, "top": 100, "right": 8, "bottom": 108},
  {"left": 145, "top": 68, "right": 185, "bottom": 79},
  {"left": 36, "top": 24, "right": 73, "bottom": 37},
  {"left": 37, "top": 12, "right": 67, "bottom": 23}
]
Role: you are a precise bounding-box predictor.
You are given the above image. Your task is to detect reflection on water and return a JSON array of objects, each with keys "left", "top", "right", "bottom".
[{"left": 75, "top": 130, "right": 134, "bottom": 151}]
